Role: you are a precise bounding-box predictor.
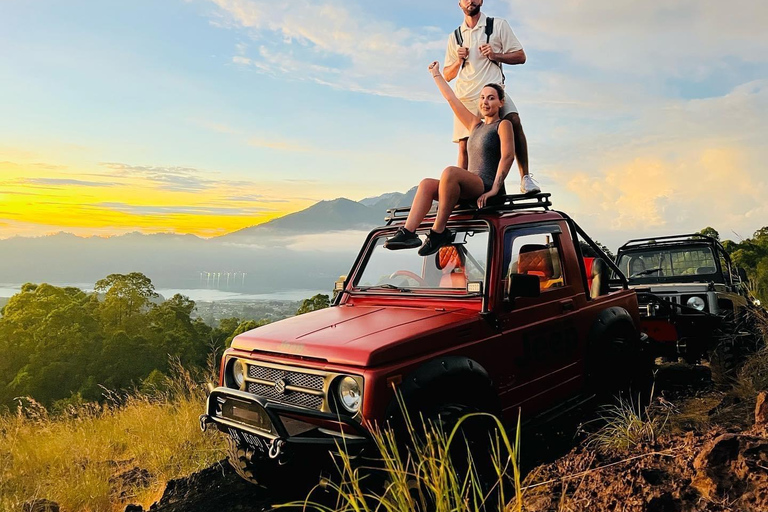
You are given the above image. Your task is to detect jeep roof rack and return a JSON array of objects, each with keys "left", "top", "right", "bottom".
[
  {"left": 619, "top": 234, "right": 727, "bottom": 254},
  {"left": 384, "top": 192, "right": 552, "bottom": 225}
]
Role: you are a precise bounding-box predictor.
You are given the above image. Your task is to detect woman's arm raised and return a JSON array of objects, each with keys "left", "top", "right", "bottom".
[{"left": 428, "top": 61, "right": 480, "bottom": 131}]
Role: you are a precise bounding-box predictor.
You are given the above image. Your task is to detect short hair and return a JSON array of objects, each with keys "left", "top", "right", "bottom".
[{"left": 481, "top": 83, "right": 505, "bottom": 101}]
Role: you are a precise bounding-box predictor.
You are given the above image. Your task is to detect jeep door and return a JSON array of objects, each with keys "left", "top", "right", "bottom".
[{"left": 493, "top": 222, "right": 584, "bottom": 420}]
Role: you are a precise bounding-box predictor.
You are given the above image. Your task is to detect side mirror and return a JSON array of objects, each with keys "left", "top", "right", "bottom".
[
  {"left": 333, "top": 275, "right": 347, "bottom": 300},
  {"left": 506, "top": 273, "right": 541, "bottom": 299}
]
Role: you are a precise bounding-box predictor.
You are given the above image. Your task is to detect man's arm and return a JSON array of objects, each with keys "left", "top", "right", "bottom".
[
  {"left": 483, "top": 48, "right": 526, "bottom": 65},
  {"left": 443, "top": 55, "right": 464, "bottom": 81},
  {"left": 479, "top": 19, "right": 525, "bottom": 66},
  {"left": 443, "top": 32, "right": 468, "bottom": 82}
]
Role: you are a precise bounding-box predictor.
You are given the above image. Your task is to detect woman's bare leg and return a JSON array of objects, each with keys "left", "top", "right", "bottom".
[
  {"left": 404, "top": 178, "right": 439, "bottom": 232},
  {"left": 433, "top": 166, "right": 485, "bottom": 232}
]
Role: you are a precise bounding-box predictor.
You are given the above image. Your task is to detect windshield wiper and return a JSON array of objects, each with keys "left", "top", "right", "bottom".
[
  {"left": 357, "top": 284, "right": 413, "bottom": 292},
  {"left": 631, "top": 268, "right": 662, "bottom": 277}
]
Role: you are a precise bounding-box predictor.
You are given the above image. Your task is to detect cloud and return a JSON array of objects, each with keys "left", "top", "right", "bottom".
[
  {"left": 100, "top": 162, "right": 217, "bottom": 192},
  {"left": 284, "top": 230, "right": 370, "bottom": 253},
  {"left": 0, "top": 189, "right": 42, "bottom": 196},
  {"left": 95, "top": 202, "right": 275, "bottom": 216},
  {"left": 503, "top": 0, "right": 768, "bottom": 78},
  {"left": 209, "top": 0, "right": 444, "bottom": 100},
  {"left": 546, "top": 81, "right": 768, "bottom": 245},
  {"left": 22, "top": 178, "right": 115, "bottom": 188},
  {"left": 224, "top": 194, "right": 289, "bottom": 203}
]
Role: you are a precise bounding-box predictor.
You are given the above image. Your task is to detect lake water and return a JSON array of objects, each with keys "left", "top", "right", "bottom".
[{"left": 0, "top": 284, "right": 328, "bottom": 302}]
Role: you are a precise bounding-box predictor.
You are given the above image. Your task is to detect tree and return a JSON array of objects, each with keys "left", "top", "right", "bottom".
[
  {"left": 723, "top": 226, "right": 768, "bottom": 303},
  {"left": 95, "top": 272, "right": 158, "bottom": 333},
  {"left": 296, "top": 294, "right": 330, "bottom": 316},
  {"left": 225, "top": 319, "right": 270, "bottom": 347},
  {"left": 698, "top": 227, "right": 720, "bottom": 241}
]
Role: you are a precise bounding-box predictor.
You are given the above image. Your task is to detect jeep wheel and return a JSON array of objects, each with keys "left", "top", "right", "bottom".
[
  {"left": 225, "top": 437, "right": 314, "bottom": 496},
  {"left": 587, "top": 325, "right": 652, "bottom": 400},
  {"left": 709, "top": 318, "right": 761, "bottom": 378},
  {"left": 422, "top": 403, "right": 503, "bottom": 505}
]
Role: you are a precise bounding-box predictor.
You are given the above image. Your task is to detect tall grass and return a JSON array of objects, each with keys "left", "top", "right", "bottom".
[
  {"left": 283, "top": 405, "right": 525, "bottom": 512},
  {"left": 0, "top": 359, "right": 226, "bottom": 512}
]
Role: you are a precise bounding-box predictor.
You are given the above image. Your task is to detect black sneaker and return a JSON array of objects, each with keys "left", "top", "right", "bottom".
[
  {"left": 384, "top": 227, "right": 421, "bottom": 250},
  {"left": 418, "top": 229, "right": 454, "bottom": 256}
]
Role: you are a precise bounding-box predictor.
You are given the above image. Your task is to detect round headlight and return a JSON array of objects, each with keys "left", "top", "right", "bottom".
[
  {"left": 686, "top": 296, "right": 706, "bottom": 311},
  {"left": 337, "top": 376, "right": 361, "bottom": 414},
  {"left": 232, "top": 359, "right": 247, "bottom": 390}
]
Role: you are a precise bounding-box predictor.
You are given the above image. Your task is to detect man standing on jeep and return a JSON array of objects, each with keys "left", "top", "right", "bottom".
[{"left": 443, "top": 0, "right": 539, "bottom": 194}]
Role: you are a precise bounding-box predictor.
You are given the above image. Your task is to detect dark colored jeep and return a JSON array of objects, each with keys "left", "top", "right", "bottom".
[
  {"left": 615, "top": 234, "right": 752, "bottom": 362},
  {"left": 200, "top": 194, "right": 649, "bottom": 489}
]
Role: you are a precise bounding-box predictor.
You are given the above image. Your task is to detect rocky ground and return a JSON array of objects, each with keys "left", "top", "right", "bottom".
[{"left": 523, "top": 392, "right": 768, "bottom": 512}]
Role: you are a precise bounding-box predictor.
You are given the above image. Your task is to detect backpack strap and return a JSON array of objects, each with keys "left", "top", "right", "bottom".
[
  {"left": 485, "top": 17, "right": 494, "bottom": 43},
  {"left": 484, "top": 17, "right": 505, "bottom": 84},
  {"left": 455, "top": 26, "right": 466, "bottom": 69},
  {"left": 454, "top": 26, "right": 463, "bottom": 47}
]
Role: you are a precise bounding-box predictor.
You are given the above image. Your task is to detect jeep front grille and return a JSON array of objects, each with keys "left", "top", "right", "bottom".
[
  {"left": 247, "top": 382, "right": 324, "bottom": 409},
  {"left": 247, "top": 365, "right": 324, "bottom": 390},
  {"left": 246, "top": 364, "right": 325, "bottom": 411}
]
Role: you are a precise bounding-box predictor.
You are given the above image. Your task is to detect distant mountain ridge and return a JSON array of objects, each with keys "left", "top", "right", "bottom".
[{"left": 222, "top": 187, "right": 418, "bottom": 238}]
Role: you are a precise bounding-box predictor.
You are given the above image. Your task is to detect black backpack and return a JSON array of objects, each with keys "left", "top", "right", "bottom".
[{"left": 453, "top": 17, "right": 505, "bottom": 83}]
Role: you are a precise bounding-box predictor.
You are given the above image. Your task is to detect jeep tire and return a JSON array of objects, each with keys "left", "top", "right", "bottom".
[
  {"left": 587, "top": 324, "right": 652, "bottom": 400},
  {"left": 225, "top": 437, "right": 315, "bottom": 496}
]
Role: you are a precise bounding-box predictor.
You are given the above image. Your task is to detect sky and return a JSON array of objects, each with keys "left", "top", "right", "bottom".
[{"left": 0, "top": 0, "right": 766, "bottom": 249}]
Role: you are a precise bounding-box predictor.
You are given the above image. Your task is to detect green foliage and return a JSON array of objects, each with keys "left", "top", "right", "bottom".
[
  {"left": 0, "top": 273, "right": 260, "bottom": 409},
  {"left": 224, "top": 319, "right": 271, "bottom": 347},
  {"left": 721, "top": 226, "right": 768, "bottom": 302},
  {"left": 697, "top": 226, "right": 720, "bottom": 241},
  {"left": 296, "top": 293, "right": 331, "bottom": 315},
  {"left": 95, "top": 272, "right": 158, "bottom": 333}
]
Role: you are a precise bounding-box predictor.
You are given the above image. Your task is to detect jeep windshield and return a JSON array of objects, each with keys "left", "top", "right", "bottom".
[
  {"left": 617, "top": 245, "right": 718, "bottom": 284},
  {"left": 352, "top": 227, "right": 489, "bottom": 295}
]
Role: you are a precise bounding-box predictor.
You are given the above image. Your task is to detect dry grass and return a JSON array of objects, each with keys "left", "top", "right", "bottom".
[
  {"left": 583, "top": 387, "right": 670, "bottom": 453},
  {"left": 0, "top": 360, "right": 226, "bottom": 512}
]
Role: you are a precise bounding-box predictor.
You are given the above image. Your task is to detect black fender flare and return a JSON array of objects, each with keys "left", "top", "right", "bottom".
[{"left": 384, "top": 356, "right": 500, "bottom": 424}]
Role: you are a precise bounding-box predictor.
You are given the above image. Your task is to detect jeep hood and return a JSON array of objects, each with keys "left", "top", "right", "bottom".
[{"left": 230, "top": 305, "right": 479, "bottom": 367}]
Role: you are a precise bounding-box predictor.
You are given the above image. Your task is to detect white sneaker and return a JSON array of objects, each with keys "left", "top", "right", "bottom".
[{"left": 520, "top": 174, "right": 541, "bottom": 194}]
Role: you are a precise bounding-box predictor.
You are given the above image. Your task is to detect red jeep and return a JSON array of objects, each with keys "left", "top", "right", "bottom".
[{"left": 200, "top": 193, "right": 648, "bottom": 488}]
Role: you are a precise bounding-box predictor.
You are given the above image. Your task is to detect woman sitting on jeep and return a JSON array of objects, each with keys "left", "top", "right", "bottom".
[{"left": 385, "top": 61, "right": 533, "bottom": 256}]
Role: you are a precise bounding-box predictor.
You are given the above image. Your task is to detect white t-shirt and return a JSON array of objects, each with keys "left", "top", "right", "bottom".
[{"left": 444, "top": 13, "right": 523, "bottom": 101}]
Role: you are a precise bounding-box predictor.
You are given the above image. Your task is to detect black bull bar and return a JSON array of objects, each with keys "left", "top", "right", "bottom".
[{"left": 200, "top": 388, "right": 371, "bottom": 459}]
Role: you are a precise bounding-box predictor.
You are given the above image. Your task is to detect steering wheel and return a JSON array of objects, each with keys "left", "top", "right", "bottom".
[{"left": 388, "top": 270, "right": 427, "bottom": 287}]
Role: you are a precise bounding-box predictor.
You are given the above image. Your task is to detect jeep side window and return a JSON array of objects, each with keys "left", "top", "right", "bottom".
[
  {"left": 719, "top": 253, "right": 732, "bottom": 284},
  {"left": 504, "top": 231, "right": 565, "bottom": 294}
]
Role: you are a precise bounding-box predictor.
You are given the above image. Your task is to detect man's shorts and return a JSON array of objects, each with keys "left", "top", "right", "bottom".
[{"left": 452, "top": 92, "right": 518, "bottom": 143}]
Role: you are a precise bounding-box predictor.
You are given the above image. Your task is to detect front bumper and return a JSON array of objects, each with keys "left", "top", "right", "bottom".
[
  {"left": 200, "top": 387, "right": 371, "bottom": 460},
  {"left": 636, "top": 292, "right": 722, "bottom": 356}
]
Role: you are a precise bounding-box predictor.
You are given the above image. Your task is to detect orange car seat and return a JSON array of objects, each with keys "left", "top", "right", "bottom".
[
  {"left": 436, "top": 245, "right": 467, "bottom": 288},
  {"left": 515, "top": 244, "right": 563, "bottom": 290}
]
